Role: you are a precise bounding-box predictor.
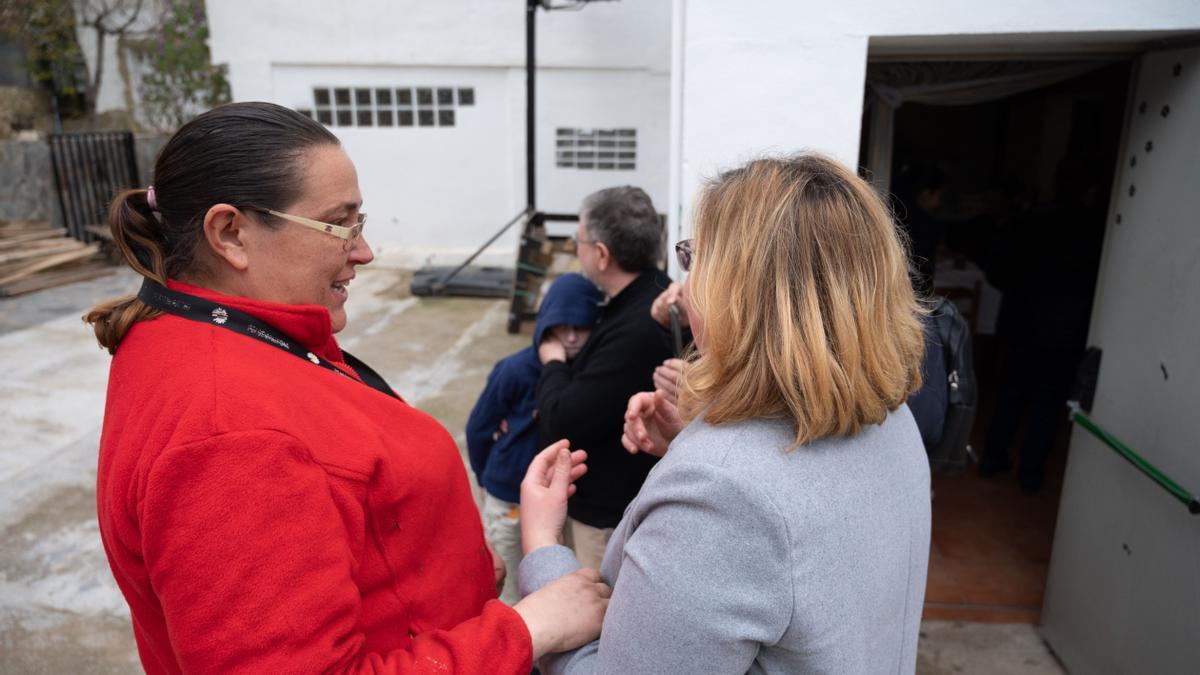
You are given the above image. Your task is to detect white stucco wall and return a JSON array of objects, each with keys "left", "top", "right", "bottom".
[
  {"left": 206, "top": 0, "right": 672, "bottom": 262},
  {"left": 269, "top": 64, "right": 519, "bottom": 256},
  {"left": 536, "top": 69, "right": 670, "bottom": 217}
]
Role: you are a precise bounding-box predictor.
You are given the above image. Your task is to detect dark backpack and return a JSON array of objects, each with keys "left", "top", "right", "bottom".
[{"left": 927, "top": 296, "right": 978, "bottom": 472}]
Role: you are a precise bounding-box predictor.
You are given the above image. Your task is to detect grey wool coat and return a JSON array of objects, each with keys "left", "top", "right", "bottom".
[{"left": 519, "top": 407, "right": 931, "bottom": 674}]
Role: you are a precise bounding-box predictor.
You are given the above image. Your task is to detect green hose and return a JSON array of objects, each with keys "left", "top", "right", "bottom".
[{"left": 1070, "top": 407, "right": 1200, "bottom": 515}]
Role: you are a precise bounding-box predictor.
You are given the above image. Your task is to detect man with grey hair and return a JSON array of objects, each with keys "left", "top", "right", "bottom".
[{"left": 535, "top": 186, "right": 680, "bottom": 570}]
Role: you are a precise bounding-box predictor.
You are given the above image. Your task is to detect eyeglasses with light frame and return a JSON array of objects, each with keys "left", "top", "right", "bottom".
[{"left": 249, "top": 208, "right": 367, "bottom": 251}]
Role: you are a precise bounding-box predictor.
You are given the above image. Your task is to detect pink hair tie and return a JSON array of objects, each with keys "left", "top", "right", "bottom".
[{"left": 146, "top": 185, "right": 158, "bottom": 212}]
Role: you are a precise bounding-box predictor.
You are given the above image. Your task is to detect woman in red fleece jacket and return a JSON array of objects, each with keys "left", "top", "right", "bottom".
[{"left": 85, "top": 102, "right": 608, "bottom": 674}]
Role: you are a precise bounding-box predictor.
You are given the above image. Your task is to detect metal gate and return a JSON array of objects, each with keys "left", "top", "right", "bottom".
[{"left": 47, "top": 132, "right": 140, "bottom": 243}]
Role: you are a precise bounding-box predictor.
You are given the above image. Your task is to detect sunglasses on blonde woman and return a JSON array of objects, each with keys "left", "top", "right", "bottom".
[{"left": 675, "top": 239, "right": 694, "bottom": 272}]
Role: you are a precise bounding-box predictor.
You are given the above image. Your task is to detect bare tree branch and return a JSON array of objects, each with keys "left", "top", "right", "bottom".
[
  {"left": 115, "top": 0, "right": 144, "bottom": 32},
  {"left": 79, "top": 0, "right": 115, "bottom": 27},
  {"left": 90, "top": 17, "right": 106, "bottom": 105},
  {"left": 75, "top": 0, "right": 145, "bottom": 116}
]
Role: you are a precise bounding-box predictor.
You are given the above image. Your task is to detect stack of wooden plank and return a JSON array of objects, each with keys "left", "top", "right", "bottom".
[{"left": 0, "top": 220, "right": 114, "bottom": 297}]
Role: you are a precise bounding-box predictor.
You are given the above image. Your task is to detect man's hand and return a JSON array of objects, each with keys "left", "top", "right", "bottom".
[
  {"left": 538, "top": 335, "right": 567, "bottom": 364},
  {"left": 520, "top": 440, "right": 588, "bottom": 555},
  {"left": 650, "top": 282, "right": 691, "bottom": 330}
]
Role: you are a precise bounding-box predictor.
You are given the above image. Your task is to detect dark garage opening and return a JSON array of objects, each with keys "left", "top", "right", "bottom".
[{"left": 860, "top": 59, "right": 1132, "bottom": 622}]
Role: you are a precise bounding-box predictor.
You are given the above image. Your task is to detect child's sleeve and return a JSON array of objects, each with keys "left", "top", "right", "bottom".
[{"left": 466, "top": 361, "right": 514, "bottom": 482}]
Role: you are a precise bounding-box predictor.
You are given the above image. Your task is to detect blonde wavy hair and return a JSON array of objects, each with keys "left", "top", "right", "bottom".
[{"left": 678, "top": 153, "right": 925, "bottom": 447}]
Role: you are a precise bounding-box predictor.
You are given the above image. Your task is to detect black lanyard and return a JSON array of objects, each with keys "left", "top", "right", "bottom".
[{"left": 138, "top": 279, "right": 400, "bottom": 400}]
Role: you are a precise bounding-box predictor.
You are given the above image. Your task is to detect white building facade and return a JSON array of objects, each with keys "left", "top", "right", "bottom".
[{"left": 208, "top": 0, "right": 671, "bottom": 265}]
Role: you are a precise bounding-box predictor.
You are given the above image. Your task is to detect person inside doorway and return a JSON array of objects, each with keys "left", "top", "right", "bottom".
[
  {"left": 893, "top": 161, "right": 948, "bottom": 296},
  {"left": 980, "top": 154, "right": 1108, "bottom": 493}
]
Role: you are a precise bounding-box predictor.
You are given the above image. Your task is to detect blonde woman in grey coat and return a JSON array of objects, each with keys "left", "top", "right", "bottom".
[{"left": 520, "top": 153, "right": 932, "bottom": 674}]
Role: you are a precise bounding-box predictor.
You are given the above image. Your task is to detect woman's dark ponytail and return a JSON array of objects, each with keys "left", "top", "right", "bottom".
[
  {"left": 82, "top": 101, "right": 340, "bottom": 354},
  {"left": 110, "top": 188, "right": 168, "bottom": 283},
  {"left": 83, "top": 189, "right": 166, "bottom": 354}
]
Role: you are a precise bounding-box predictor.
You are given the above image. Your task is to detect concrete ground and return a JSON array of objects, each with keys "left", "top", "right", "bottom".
[{"left": 0, "top": 263, "right": 1065, "bottom": 674}]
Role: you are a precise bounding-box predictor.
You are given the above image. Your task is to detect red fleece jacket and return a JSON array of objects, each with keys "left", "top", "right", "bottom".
[{"left": 96, "top": 280, "right": 533, "bottom": 674}]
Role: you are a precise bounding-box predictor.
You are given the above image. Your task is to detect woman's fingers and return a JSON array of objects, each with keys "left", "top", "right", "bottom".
[
  {"left": 654, "top": 359, "right": 684, "bottom": 400},
  {"left": 548, "top": 448, "right": 572, "bottom": 491},
  {"left": 525, "top": 439, "right": 571, "bottom": 487},
  {"left": 569, "top": 461, "right": 588, "bottom": 482},
  {"left": 621, "top": 430, "right": 639, "bottom": 454},
  {"left": 530, "top": 443, "right": 587, "bottom": 487},
  {"left": 623, "top": 428, "right": 647, "bottom": 454},
  {"left": 652, "top": 369, "right": 679, "bottom": 405},
  {"left": 558, "top": 449, "right": 586, "bottom": 482},
  {"left": 623, "top": 418, "right": 656, "bottom": 454},
  {"left": 623, "top": 411, "right": 651, "bottom": 453},
  {"left": 625, "top": 391, "right": 656, "bottom": 421},
  {"left": 652, "top": 368, "right": 669, "bottom": 390}
]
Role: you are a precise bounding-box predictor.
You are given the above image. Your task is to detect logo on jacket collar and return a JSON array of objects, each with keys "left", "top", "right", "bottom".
[{"left": 211, "top": 307, "right": 229, "bottom": 325}]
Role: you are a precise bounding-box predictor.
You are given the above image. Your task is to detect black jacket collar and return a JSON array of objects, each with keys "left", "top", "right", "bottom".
[{"left": 600, "top": 269, "right": 667, "bottom": 319}]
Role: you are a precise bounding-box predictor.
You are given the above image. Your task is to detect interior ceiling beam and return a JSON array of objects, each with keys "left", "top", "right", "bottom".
[{"left": 867, "top": 31, "right": 1200, "bottom": 63}]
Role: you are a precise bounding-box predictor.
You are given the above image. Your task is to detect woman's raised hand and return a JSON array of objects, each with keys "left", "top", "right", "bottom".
[
  {"left": 520, "top": 440, "right": 587, "bottom": 555},
  {"left": 652, "top": 357, "right": 684, "bottom": 407},
  {"left": 515, "top": 441, "right": 608, "bottom": 658},
  {"left": 621, "top": 390, "right": 685, "bottom": 457}
]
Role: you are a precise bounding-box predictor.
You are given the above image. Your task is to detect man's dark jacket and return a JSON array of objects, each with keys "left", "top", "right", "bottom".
[{"left": 537, "top": 269, "right": 676, "bottom": 528}]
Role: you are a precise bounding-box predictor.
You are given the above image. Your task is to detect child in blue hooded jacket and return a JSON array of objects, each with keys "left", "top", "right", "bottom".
[{"left": 466, "top": 272, "right": 602, "bottom": 603}]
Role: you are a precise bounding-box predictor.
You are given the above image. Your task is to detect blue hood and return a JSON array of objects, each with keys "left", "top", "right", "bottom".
[
  {"left": 465, "top": 272, "right": 603, "bottom": 503},
  {"left": 533, "top": 273, "right": 603, "bottom": 348}
]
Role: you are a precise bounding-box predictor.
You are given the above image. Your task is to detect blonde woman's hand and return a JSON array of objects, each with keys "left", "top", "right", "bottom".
[
  {"left": 513, "top": 568, "right": 611, "bottom": 658},
  {"left": 622, "top": 390, "right": 684, "bottom": 457},
  {"left": 652, "top": 358, "right": 684, "bottom": 407},
  {"left": 520, "top": 440, "right": 588, "bottom": 555}
]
